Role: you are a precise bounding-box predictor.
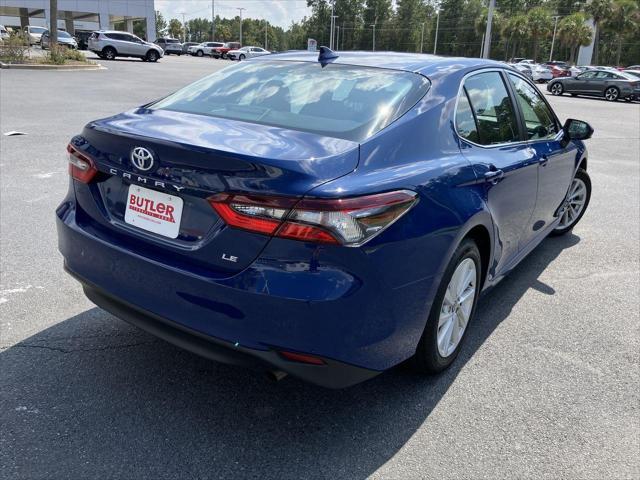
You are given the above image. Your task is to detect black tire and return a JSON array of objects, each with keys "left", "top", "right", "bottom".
[
  {"left": 102, "top": 47, "right": 116, "bottom": 60},
  {"left": 411, "top": 239, "right": 482, "bottom": 373},
  {"left": 196, "top": 49, "right": 203, "bottom": 57},
  {"left": 239, "top": 54, "right": 245, "bottom": 61},
  {"left": 550, "top": 169, "right": 591, "bottom": 236},
  {"left": 550, "top": 82, "right": 564, "bottom": 96},
  {"left": 146, "top": 50, "right": 159, "bottom": 62}
]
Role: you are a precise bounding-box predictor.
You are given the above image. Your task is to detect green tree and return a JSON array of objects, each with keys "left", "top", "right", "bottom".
[
  {"left": 605, "top": 0, "right": 639, "bottom": 64},
  {"left": 526, "top": 7, "right": 552, "bottom": 61},
  {"left": 558, "top": 12, "right": 592, "bottom": 63},
  {"left": 586, "top": 0, "right": 614, "bottom": 64},
  {"left": 155, "top": 10, "right": 167, "bottom": 37},
  {"left": 168, "top": 18, "right": 183, "bottom": 40},
  {"left": 501, "top": 14, "right": 530, "bottom": 59}
]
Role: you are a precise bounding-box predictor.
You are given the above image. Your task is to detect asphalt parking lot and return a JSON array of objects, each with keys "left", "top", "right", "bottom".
[{"left": 1, "top": 53, "right": 639, "bottom": 479}]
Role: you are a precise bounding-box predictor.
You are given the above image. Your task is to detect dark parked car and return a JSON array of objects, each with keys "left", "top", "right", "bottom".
[
  {"left": 74, "top": 30, "right": 92, "bottom": 50},
  {"left": 57, "top": 51, "right": 593, "bottom": 388},
  {"left": 548, "top": 69, "right": 640, "bottom": 101}
]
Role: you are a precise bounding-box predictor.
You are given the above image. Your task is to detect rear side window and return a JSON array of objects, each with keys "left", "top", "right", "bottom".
[
  {"left": 507, "top": 74, "right": 558, "bottom": 140},
  {"left": 460, "top": 71, "right": 520, "bottom": 145},
  {"left": 151, "top": 61, "right": 430, "bottom": 142},
  {"left": 455, "top": 89, "right": 479, "bottom": 143}
]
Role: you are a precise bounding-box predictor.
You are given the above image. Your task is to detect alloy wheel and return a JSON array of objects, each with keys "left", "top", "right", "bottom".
[
  {"left": 605, "top": 87, "right": 619, "bottom": 101},
  {"left": 437, "top": 258, "right": 476, "bottom": 357},
  {"left": 551, "top": 83, "right": 563, "bottom": 95},
  {"left": 556, "top": 178, "right": 587, "bottom": 230}
]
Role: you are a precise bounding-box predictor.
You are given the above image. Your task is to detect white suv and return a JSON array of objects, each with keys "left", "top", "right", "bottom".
[
  {"left": 88, "top": 30, "right": 164, "bottom": 62},
  {"left": 188, "top": 42, "right": 224, "bottom": 57}
]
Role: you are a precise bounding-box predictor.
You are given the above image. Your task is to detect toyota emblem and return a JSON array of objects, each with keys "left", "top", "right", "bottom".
[{"left": 130, "top": 147, "right": 155, "bottom": 171}]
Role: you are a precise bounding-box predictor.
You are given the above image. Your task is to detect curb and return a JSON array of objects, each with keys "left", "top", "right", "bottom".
[{"left": 0, "top": 61, "right": 104, "bottom": 70}]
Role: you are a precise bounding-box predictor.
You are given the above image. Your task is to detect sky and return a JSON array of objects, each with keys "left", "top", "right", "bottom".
[{"left": 155, "top": 0, "right": 313, "bottom": 29}]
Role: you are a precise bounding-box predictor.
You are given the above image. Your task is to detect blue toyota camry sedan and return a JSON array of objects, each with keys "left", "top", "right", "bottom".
[{"left": 56, "top": 49, "right": 593, "bottom": 388}]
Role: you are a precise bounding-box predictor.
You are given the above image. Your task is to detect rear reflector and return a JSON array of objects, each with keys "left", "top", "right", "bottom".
[
  {"left": 279, "top": 351, "right": 326, "bottom": 365},
  {"left": 67, "top": 143, "right": 97, "bottom": 184},
  {"left": 208, "top": 190, "right": 417, "bottom": 247}
]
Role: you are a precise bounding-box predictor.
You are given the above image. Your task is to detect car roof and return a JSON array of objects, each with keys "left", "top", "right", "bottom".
[
  {"left": 97, "top": 30, "right": 135, "bottom": 34},
  {"left": 253, "top": 51, "right": 504, "bottom": 78}
]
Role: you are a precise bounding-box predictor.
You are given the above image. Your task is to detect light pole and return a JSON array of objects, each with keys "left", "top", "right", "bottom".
[
  {"left": 264, "top": 20, "right": 268, "bottom": 50},
  {"left": 181, "top": 12, "right": 186, "bottom": 42},
  {"left": 433, "top": 11, "right": 440, "bottom": 54},
  {"left": 420, "top": 22, "right": 425, "bottom": 53},
  {"left": 328, "top": 1, "right": 335, "bottom": 49},
  {"left": 211, "top": 0, "right": 215, "bottom": 41},
  {"left": 549, "top": 15, "right": 560, "bottom": 62},
  {"left": 482, "top": 0, "right": 495, "bottom": 59},
  {"left": 237, "top": 7, "right": 245, "bottom": 45},
  {"left": 336, "top": 25, "right": 340, "bottom": 51},
  {"left": 371, "top": 24, "right": 376, "bottom": 51}
]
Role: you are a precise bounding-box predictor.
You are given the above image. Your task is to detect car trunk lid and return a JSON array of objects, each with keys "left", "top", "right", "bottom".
[{"left": 74, "top": 108, "right": 359, "bottom": 276}]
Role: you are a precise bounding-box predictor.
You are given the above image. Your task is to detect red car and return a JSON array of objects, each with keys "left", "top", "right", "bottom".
[
  {"left": 212, "top": 42, "right": 241, "bottom": 59},
  {"left": 544, "top": 62, "right": 571, "bottom": 78}
]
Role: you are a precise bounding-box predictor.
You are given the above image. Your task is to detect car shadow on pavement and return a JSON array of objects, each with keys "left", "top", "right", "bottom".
[{"left": 0, "top": 234, "right": 580, "bottom": 479}]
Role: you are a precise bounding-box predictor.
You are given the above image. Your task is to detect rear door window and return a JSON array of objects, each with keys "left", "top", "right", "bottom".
[{"left": 461, "top": 71, "right": 520, "bottom": 145}]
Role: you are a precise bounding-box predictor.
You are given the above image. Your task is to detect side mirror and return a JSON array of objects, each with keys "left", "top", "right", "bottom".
[{"left": 563, "top": 119, "right": 593, "bottom": 141}]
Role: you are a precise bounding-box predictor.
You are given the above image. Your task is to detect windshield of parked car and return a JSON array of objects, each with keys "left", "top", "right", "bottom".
[
  {"left": 57, "top": 31, "right": 72, "bottom": 38},
  {"left": 29, "top": 26, "right": 46, "bottom": 34},
  {"left": 150, "top": 61, "right": 430, "bottom": 142}
]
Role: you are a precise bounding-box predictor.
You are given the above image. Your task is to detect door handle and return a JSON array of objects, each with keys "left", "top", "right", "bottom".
[
  {"left": 484, "top": 169, "right": 505, "bottom": 184},
  {"left": 539, "top": 154, "right": 549, "bottom": 166}
]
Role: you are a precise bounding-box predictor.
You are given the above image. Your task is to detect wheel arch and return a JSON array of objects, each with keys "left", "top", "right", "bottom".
[
  {"left": 434, "top": 210, "right": 495, "bottom": 292},
  {"left": 578, "top": 156, "right": 587, "bottom": 171}
]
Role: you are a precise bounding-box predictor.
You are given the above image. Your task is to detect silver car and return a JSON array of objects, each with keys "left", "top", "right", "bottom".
[
  {"left": 188, "top": 42, "right": 224, "bottom": 57},
  {"left": 547, "top": 69, "right": 640, "bottom": 101},
  {"left": 88, "top": 30, "right": 163, "bottom": 62},
  {"left": 155, "top": 37, "right": 183, "bottom": 55},
  {"left": 41, "top": 30, "right": 78, "bottom": 49},
  {"left": 227, "top": 46, "right": 270, "bottom": 61},
  {"left": 530, "top": 64, "right": 553, "bottom": 83}
]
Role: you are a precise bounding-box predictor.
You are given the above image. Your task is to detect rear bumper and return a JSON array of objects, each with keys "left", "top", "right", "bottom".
[
  {"left": 71, "top": 268, "right": 378, "bottom": 388},
  {"left": 56, "top": 195, "right": 436, "bottom": 386}
]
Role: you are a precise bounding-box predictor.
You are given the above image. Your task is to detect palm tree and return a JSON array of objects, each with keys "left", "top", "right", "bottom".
[
  {"left": 586, "top": 0, "right": 614, "bottom": 64},
  {"left": 501, "top": 14, "right": 530, "bottom": 60},
  {"left": 558, "top": 13, "right": 593, "bottom": 64},
  {"left": 526, "top": 7, "right": 553, "bottom": 62},
  {"left": 605, "top": 0, "right": 639, "bottom": 65}
]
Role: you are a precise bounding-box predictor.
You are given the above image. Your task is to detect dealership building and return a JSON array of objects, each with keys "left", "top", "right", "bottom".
[{"left": 0, "top": 0, "right": 157, "bottom": 40}]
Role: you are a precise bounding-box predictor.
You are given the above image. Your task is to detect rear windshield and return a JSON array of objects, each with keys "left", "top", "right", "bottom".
[
  {"left": 151, "top": 61, "right": 430, "bottom": 142},
  {"left": 166, "top": 39, "right": 180, "bottom": 43}
]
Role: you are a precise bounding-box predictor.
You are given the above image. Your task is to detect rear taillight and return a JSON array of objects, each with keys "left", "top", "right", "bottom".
[
  {"left": 208, "top": 190, "right": 418, "bottom": 246},
  {"left": 67, "top": 143, "right": 97, "bottom": 183}
]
